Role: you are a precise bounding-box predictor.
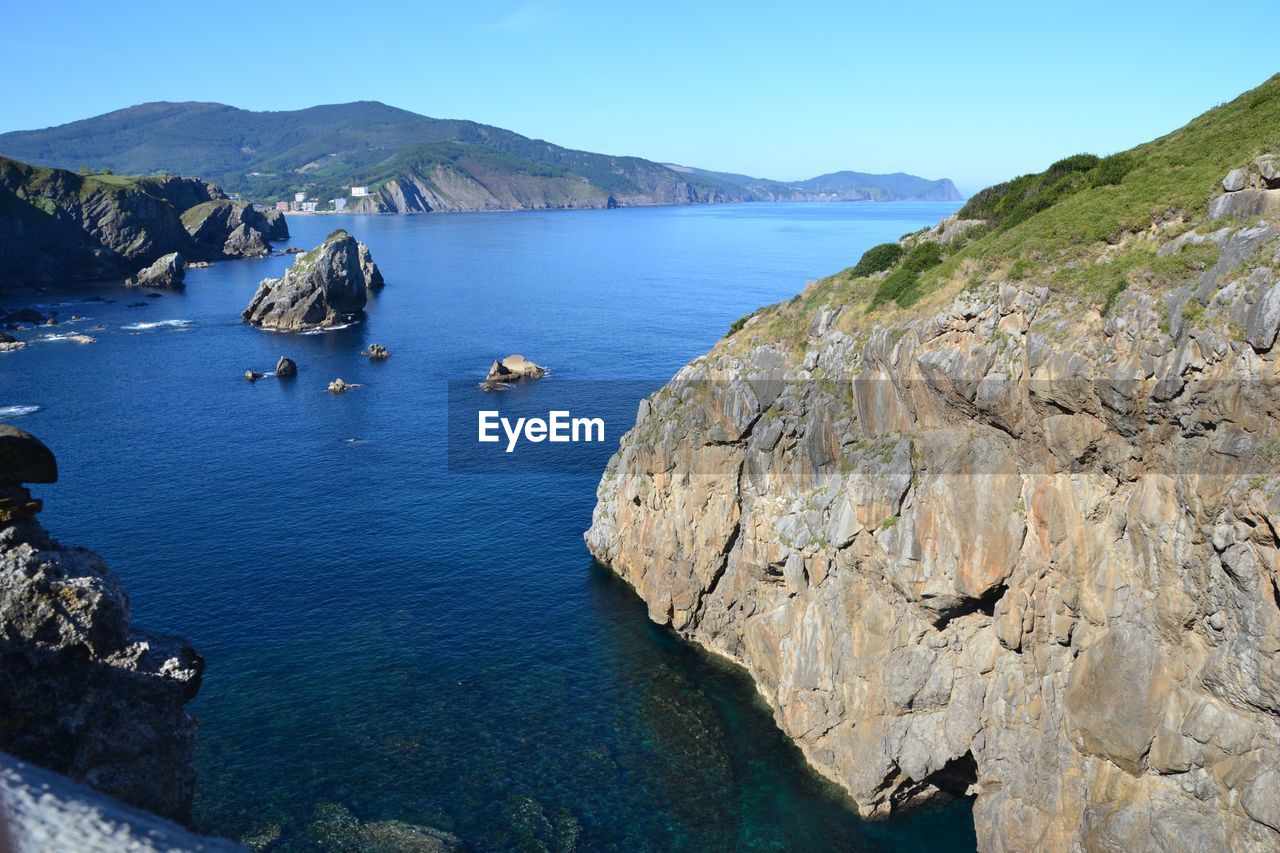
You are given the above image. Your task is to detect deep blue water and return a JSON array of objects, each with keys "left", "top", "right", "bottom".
[{"left": 0, "top": 202, "right": 976, "bottom": 851}]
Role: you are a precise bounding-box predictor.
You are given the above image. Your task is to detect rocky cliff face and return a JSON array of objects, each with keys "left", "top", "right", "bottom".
[
  {"left": 0, "top": 427, "right": 204, "bottom": 824},
  {"left": 242, "top": 230, "right": 381, "bottom": 331},
  {"left": 0, "top": 156, "right": 287, "bottom": 292},
  {"left": 587, "top": 174, "right": 1280, "bottom": 845}
]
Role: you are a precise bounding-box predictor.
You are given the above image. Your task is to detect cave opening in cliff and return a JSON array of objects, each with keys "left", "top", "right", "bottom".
[{"left": 932, "top": 584, "right": 1006, "bottom": 631}]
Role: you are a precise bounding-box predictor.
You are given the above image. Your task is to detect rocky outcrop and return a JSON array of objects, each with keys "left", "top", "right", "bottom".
[
  {"left": 0, "top": 753, "right": 243, "bottom": 852},
  {"left": 126, "top": 251, "right": 185, "bottom": 289},
  {"left": 181, "top": 200, "right": 279, "bottom": 258},
  {"left": 363, "top": 343, "right": 389, "bottom": 360},
  {"left": 0, "top": 427, "right": 204, "bottom": 823},
  {"left": 327, "top": 378, "right": 357, "bottom": 393},
  {"left": 0, "top": 157, "right": 222, "bottom": 290},
  {"left": 1210, "top": 156, "right": 1280, "bottom": 220},
  {"left": 241, "top": 230, "right": 379, "bottom": 331},
  {"left": 261, "top": 207, "right": 289, "bottom": 241},
  {"left": 587, "top": 222, "right": 1280, "bottom": 849},
  {"left": 484, "top": 354, "right": 547, "bottom": 389},
  {"left": 275, "top": 356, "right": 297, "bottom": 377},
  {"left": 358, "top": 241, "right": 384, "bottom": 289}
]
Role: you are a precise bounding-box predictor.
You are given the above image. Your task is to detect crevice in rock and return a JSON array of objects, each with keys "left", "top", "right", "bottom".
[
  {"left": 931, "top": 583, "right": 1007, "bottom": 630},
  {"left": 889, "top": 752, "right": 979, "bottom": 811}
]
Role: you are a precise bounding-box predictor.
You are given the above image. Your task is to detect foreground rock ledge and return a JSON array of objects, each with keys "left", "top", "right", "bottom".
[
  {"left": 586, "top": 261, "right": 1280, "bottom": 849},
  {"left": 0, "top": 427, "right": 204, "bottom": 824},
  {"left": 242, "top": 230, "right": 382, "bottom": 331}
]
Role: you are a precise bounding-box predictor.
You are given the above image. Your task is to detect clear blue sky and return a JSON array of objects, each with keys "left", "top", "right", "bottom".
[{"left": 5, "top": 1, "right": 1276, "bottom": 194}]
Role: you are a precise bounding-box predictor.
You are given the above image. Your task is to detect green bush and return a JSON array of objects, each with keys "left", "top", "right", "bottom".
[
  {"left": 869, "top": 267, "right": 918, "bottom": 309},
  {"left": 726, "top": 314, "right": 752, "bottom": 336},
  {"left": 902, "top": 241, "right": 943, "bottom": 273},
  {"left": 1090, "top": 153, "right": 1137, "bottom": 187},
  {"left": 850, "top": 242, "right": 903, "bottom": 277}
]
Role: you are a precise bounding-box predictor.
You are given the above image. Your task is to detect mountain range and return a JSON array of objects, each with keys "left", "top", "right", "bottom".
[{"left": 0, "top": 102, "right": 962, "bottom": 213}]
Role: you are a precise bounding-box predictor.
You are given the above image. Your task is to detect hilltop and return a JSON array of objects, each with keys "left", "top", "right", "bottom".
[{"left": 0, "top": 101, "right": 960, "bottom": 212}]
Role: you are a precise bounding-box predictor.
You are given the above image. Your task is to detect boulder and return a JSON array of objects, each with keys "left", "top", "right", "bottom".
[
  {"left": 1222, "top": 168, "right": 1248, "bottom": 192},
  {"left": 241, "top": 230, "right": 378, "bottom": 331},
  {"left": 125, "top": 252, "right": 185, "bottom": 289},
  {"left": 275, "top": 356, "right": 297, "bottom": 377},
  {"left": 1256, "top": 155, "right": 1280, "bottom": 189},
  {"left": 1207, "top": 188, "right": 1280, "bottom": 220},
  {"left": 244, "top": 370, "right": 263, "bottom": 382}
]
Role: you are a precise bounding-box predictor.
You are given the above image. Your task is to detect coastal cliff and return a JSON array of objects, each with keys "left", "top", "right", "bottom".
[
  {"left": 586, "top": 75, "right": 1280, "bottom": 849},
  {"left": 0, "top": 427, "right": 204, "bottom": 824},
  {"left": 0, "top": 156, "right": 287, "bottom": 291}
]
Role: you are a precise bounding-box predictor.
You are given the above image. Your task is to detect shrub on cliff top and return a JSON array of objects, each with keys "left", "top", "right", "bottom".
[{"left": 850, "top": 242, "right": 903, "bottom": 277}]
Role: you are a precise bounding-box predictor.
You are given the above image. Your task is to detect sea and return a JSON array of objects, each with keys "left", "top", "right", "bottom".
[{"left": 0, "top": 201, "right": 977, "bottom": 851}]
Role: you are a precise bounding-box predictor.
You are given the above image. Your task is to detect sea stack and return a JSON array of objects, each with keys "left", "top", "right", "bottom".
[
  {"left": 125, "top": 252, "right": 186, "bottom": 289},
  {"left": 484, "top": 354, "right": 547, "bottom": 390},
  {"left": 242, "top": 230, "right": 382, "bottom": 332}
]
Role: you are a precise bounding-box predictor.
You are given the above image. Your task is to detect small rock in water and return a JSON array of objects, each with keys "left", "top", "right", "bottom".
[
  {"left": 145, "top": 293, "right": 162, "bottom": 299},
  {"left": 363, "top": 343, "right": 390, "bottom": 360},
  {"left": 328, "top": 378, "right": 359, "bottom": 394},
  {"left": 126, "top": 302, "right": 149, "bottom": 309},
  {"left": 245, "top": 370, "right": 263, "bottom": 382},
  {"left": 483, "top": 354, "right": 547, "bottom": 390},
  {"left": 275, "top": 356, "right": 297, "bottom": 377}
]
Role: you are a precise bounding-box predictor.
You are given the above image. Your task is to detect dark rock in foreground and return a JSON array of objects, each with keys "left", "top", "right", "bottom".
[
  {"left": 242, "top": 230, "right": 382, "bottom": 331},
  {"left": 275, "top": 356, "right": 297, "bottom": 376},
  {"left": 126, "top": 251, "right": 185, "bottom": 289},
  {"left": 0, "top": 429, "right": 203, "bottom": 823}
]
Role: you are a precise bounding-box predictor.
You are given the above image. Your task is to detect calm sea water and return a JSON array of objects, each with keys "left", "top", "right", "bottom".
[{"left": 1, "top": 202, "right": 976, "bottom": 851}]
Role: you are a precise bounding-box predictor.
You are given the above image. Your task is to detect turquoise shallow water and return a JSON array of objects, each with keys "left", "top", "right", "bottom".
[{"left": 0, "top": 202, "right": 976, "bottom": 850}]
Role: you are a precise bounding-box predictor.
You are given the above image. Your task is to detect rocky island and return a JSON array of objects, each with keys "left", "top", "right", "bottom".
[
  {"left": 587, "top": 75, "right": 1280, "bottom": 850},
  {"left": 241, "top": 230, "right": 382, "bottom": 331}
]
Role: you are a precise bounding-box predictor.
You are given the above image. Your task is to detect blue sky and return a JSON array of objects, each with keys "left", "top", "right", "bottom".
[{"left": 4, "top": 1, "right": 1277, "bottom": 193}]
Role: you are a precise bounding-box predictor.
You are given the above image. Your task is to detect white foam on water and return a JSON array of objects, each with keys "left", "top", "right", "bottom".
[
  {"left": 36, "top": 333, "right": 95, "bottom": 343},
  {"left": 0, "top": 405, "right": 40, "bottom": 418},
  {"left": 300, "top": 322, "right": 356, "bottom": 335},
  {"left": 122, "top": 319, "right": 193, "bottom": 332}
]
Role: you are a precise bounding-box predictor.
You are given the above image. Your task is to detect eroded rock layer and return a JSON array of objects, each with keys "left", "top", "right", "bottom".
[{"left": 587, "top": 226, "right": 1280, "bottom": 849}]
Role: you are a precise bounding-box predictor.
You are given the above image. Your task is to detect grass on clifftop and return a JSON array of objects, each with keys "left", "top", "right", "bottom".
[{"left": 740, "top": 72, "right": 1280, "bottom": 349}]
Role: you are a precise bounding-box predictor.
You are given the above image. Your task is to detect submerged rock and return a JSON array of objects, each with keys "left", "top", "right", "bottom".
[
  {"left": 275, "top": 356, "right": 297, "bottom": 377},
  {"left": 126, "top": 251, "right": 185, "bottom": 289},
  {"left": 242, "top": 230, "right": 378, "bottom": 332},
  {"left": 0, "top": 430, "right": 203, "bottom": 822}
]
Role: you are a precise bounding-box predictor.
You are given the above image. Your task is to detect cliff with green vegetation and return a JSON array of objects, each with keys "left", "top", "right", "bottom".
[
  {"left": 587, "top": 74, "right": 1280, "bottom": 850},
  {"left": 0, "top": 156, "right": 286, "bottom": 292},
  {"left": 0, "top": 101, "right": 960, "bottom": 212}
]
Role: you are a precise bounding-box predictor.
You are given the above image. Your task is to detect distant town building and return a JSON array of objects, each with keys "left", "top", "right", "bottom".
[
  {"left": 331, "top": 198, "right": 347, "bottom": 212},
  {"left": 294, "top": 192, "right": 308, "bottom": 203},
  {"left": 350, "top": 186, "right": 369, "bottom": 197},
  {"left": 300, "top": 201, "right": 318, "bottom": 213},
  {"left": 275, "top": 201, "right": 290, "bottom": 212}
]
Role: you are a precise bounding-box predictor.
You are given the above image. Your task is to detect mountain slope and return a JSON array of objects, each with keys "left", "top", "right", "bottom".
[
  {"left": 0, "top": 102, "right": 959, "bottom": 211},
  {"left": 587, "top": 74, "right": 1280, "bottom": 850}
]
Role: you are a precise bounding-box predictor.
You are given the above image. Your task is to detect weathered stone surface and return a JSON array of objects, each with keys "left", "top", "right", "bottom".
[
  {"left": 181, "top": 200, "right": 276, "bottom": 258},
  {"left": 587, "top": 269, "right": 1280, "bottom": 850},
  {"left": 1223, "top": 168, "right": 1249, "bottom": 192},
  {"left": 126, "top": 251, "right": 185, "bottom": 289},
  {"left": 242, "top": 230, "right": 377, "bottom": 331},
  {"left": 1207, "top": 188, "right": 1280, "bottom": 220},
  {"left": 275, "top": 356, "right": 297, "bottom": 377},
  {"left": 0, "top": 753, "right": 243, "bottom": 852},
  {"left": 261, "top": 207, "right": 290, "bottom": 241},
  {"left": 0, "top": 512, "right": 203, "bottom": 823},
  {"left": 1247, "top": 282, "right": 1280, "bottom": 351},
  {"left": 358, "top": 241, "right": 384, "bottom": 289}
]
